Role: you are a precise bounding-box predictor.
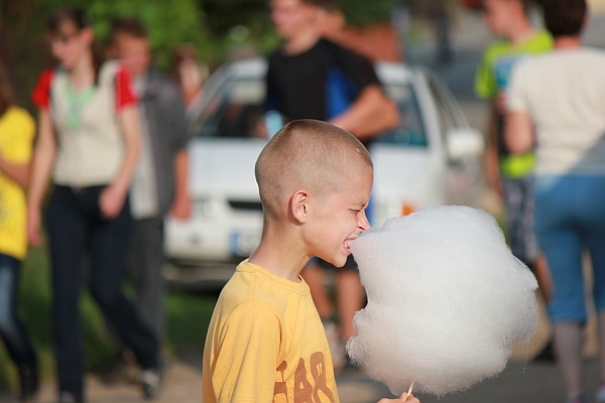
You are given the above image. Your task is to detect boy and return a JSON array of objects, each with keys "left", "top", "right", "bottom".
[{"left": 202, "top": 120, "right": 418, "bottom": 403}]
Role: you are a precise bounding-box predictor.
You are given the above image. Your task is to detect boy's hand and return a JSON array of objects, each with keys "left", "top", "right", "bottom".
[{"left": 378, "top": 393, "right": 420, "bottom": 403}]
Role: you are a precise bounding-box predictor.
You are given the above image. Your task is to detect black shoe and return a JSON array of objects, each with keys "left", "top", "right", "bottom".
[
  {"left": 18, "top": 363, "right": 38, "bottom": 402},
  {"left": 532, "top": 339, "right": 556, "bottom": 364}
]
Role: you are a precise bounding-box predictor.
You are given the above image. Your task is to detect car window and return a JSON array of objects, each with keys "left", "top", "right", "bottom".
[
  {"left": 192, "top": 77, "right": 267, "bottom": 139},
  {"left": 375, "top": 83, "right": 427, "bottom": 147},
  {"left": 426, "top": 73, "right": 466, "bottom": 139},
  {"left": 191, "top": 71, "right": 426, "bottom": 147}
]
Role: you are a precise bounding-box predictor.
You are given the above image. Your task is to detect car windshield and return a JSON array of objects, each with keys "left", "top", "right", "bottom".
[{"left": 191, "top": 73, "right": 427, "bottom": 147}]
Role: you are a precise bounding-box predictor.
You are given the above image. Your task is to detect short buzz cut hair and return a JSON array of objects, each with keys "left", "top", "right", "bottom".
[
  {"left": 110, "top": 16, "right": 148, "bottom": 43},
  {"left": 542, "top": 0, "right": 587, "bottom": 38},
  {"left": 255, "top": 120, "right": 372, "bottom": 219}
]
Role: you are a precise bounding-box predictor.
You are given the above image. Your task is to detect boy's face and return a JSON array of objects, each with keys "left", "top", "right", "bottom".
[
  {"left": 305, "top": 164, "right": 373, "bottom": 267},
  {"left": 270, "top": 0, "right": 318, "bottom": 40},
  {"left": 482, "top": 0, "right": 518, "bottom": 37},
  {"left": 115, "top": 33, "right": 151, "bottom": 79}
]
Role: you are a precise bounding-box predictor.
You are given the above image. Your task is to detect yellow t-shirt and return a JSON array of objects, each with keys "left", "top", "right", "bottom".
[
  {"left": 203, "top": 260, "right": 340, "bottom": 403},
  {"left": 0, "top": 107, "right": 34, "bottom": 260}
]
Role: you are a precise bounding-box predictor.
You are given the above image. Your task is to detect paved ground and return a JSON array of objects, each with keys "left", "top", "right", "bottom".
[{"left": 8, "top": 8, "right": 605, "bottom": 403}]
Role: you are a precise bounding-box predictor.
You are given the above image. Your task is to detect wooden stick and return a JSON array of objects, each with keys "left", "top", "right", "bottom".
[{"left": 403, "top": 381, "right": 415, "bottom": 400}]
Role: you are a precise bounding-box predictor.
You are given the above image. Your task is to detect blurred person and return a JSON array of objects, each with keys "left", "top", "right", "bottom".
[
  {"left": 0, "top": 61, "right": 38, "bottom": 402},
  {"left": 475, "top": 0, "right": 554, "bottom": 361},
  {"left": 172, "top": 44, "right": 209, "bottom": 116},
  {"left": 110, "top": 16, "right": 191, "bottom": 348},
  {"left": 505, "top": 1, "right": 605, "bottom": 401},
  {"left": 28, "top": 8, "right": 160, "bottom": 402},
  {"left": 266, "top": 0, "right": 400, "bottom": 369}
]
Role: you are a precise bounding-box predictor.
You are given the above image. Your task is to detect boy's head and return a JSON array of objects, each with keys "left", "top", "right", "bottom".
[
  {"left": 482, "top": 0, "right": 531, "bottom": 37},
  {"left": 255, "top": 120, "right": 373, "bottom": 267},
  {"left": 269, "top": 0, "right": 337, "bottom": 40},
  {"left": 542, "top": 0, "right": 587, "bottom": 38},
  {"left": 110, "top": 17, "right": 151, "bottom": 78}
]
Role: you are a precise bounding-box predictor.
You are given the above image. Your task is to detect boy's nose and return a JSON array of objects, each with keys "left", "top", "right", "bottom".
[{"left": 358, "top": 210, "right": 370, "bottom": 231}]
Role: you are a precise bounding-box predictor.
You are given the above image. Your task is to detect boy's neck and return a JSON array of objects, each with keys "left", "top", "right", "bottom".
[
  {"left": 554, "top": 36, "right": 582, "bottom": 50},
  {"left": 248, "top": 223, "right": 310, "bottom": 282},
  {"left": 283, "top": 30, "right": 321, "bottom": 55}
]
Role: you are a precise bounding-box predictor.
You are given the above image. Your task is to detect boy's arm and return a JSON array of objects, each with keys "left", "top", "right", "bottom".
[{"left": 208, "top": 302, "right": 281, "bottom": 403}]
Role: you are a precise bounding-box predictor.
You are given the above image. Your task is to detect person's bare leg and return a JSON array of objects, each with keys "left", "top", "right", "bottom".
[
  {"left": 336, "top": 270, "right": 365, "bottom": 342},
  {"left": 554, "top": 322, "right": 584, "bottom": 400},
  {"left": 301, "top": 264, "right": 332, "bottom": 319}
]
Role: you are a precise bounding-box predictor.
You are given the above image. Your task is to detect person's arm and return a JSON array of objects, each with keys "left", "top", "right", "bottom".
[
  {"left": 0, "top": 155, "right": 29, "bottom": 188},
  {"left": 170, "top": 148, "right": 191, "bottom": 220},
  {"left": 505, "top": 110, "right": 534, "bottom": 154},
  {"left": 504, "top": 61, "right": 534, "bottom": 155},
  {"left": 99, "top": 104, "right": 141, "bottom": 219},
  {"left": 485, "top": 101, "right": 502, "bottom": 197},
  {"left": 27, "top": 109, "right": 57, "bottom": 246},
  {"left": 329, "top": 84, "right": 400, "bottom": 141}
]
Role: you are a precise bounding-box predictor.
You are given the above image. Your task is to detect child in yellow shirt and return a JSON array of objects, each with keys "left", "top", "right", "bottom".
[{"left": 202, "top": 120, "right": 419, "bottom": 403}]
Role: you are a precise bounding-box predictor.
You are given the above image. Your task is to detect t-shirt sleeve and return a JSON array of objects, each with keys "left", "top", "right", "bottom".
[
  {"left": 474, "top": 50, "right": 497, "bottom": 100},
  {"left": 329, "top": 43, "right": 381, "bottom": 91},
  {"left": 115, "top": 67, "right": 138, "bottom": 110},
  {"left": 211, "top": 301, "right": 281, "bottom": 403},
  {"left": 31, "top": 70, "right": 54, "bottom": 109},
  {"left": 506, "top": 62, "right": 529, "bottom": 113},
  {"left": 3, "top": 109, "right": 35, "bottom": 164}
]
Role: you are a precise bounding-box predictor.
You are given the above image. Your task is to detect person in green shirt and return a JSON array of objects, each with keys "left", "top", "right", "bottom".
[{"left": 475, "top": 0, "right": 554, "bottom": 361}]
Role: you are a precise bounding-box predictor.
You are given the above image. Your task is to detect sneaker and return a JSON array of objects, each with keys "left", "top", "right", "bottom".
[
  {"left": 57, "top": 391, "right": 83, "bottom": 403},
  {"left": 18, "top": 364, "right": 38, "bottom": 402},
  {"left": 596, "top": 384, "right": 605, "bottom": 403},
  {"left": 141, "top": 369, "right": 164, "bottom": 400}
]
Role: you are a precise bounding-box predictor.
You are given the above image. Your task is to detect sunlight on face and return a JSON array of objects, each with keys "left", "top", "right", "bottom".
[{"left": 270, "top": 0, "right": 318, "bottom": 40}]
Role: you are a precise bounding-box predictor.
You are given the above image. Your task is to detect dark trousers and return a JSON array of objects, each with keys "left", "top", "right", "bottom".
[
  {"left": 128, "top": 217, "right": 166, "bottom": 342},
  {"left": 46, "top": 186, "right": 158, "bottom": 398},
  {"left": 0, "top": 254, "right": 37, "bottom": 370}
]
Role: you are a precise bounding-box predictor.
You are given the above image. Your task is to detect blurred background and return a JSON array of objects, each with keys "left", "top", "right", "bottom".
[{"left": 3, "top": 0, "right": 605, "bottom": 401}]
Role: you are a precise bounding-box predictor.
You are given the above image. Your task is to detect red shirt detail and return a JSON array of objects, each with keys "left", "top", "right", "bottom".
[
  {"left": 31, "top": 70, "right": 54, "bottom": 109},
  {"left": 30, "top": 66, "right": 138, "bottom": 111}
]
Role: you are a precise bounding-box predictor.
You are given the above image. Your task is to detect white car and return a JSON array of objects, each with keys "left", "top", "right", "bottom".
[{"left": 164, "top": 58, "right": 484, "bottom": 289}]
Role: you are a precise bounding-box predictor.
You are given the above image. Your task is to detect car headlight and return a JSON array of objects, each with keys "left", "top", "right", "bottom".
[{"left": 194, "top": 198, "right": 221, "bottom": 217}]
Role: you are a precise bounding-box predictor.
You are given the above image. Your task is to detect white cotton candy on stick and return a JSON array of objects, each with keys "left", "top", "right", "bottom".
[{"left": 347, "top": 205, "right": 539, "bottom": 396}]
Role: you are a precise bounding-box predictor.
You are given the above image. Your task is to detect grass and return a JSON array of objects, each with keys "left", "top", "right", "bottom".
[{"left": 0, "top": 244, "right": 218, "bottom": 393}]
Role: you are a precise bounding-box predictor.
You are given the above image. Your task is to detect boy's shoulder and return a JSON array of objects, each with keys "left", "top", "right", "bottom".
[{"left": 216, "top": 260, "right": 310, "bottom": 316}]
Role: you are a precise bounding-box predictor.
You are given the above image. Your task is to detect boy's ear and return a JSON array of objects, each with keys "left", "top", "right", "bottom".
[{"left": 290, "top": 189, "right": 309, "bottom": 224}]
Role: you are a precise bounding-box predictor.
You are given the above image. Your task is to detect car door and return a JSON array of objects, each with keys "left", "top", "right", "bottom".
[{"left": 423, "top": 70, "right": 484, "bottom": 207}]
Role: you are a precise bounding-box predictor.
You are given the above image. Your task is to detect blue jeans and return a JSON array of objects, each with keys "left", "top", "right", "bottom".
[
  {"left": 0, "top": 253, "right": 37, "bottom": 369},
  {"left": 46, "top": 185, "right": 158, "bottom": 398},
  {"left": 534, "top": 175, "right": 605, "bottom": 324}
]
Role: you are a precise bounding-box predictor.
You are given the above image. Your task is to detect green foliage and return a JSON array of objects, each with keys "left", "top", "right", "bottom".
[{"left": 340, "top": 0, "right": 400, "bottom": 27}]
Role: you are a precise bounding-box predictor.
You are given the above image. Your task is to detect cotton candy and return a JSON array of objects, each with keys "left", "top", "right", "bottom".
[{"left": 346, "top": 205, "right": 538, "bottom": 396}]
